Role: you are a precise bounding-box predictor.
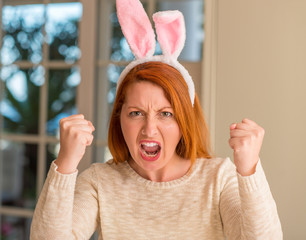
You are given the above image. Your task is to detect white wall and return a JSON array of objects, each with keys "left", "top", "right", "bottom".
[{"left": 211, "top": 0, "right": 306, "bottom": 239}]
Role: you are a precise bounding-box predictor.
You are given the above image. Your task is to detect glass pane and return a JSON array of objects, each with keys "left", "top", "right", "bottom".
[
  {"left": 1, "top": 4, "right": 44, "bottom": 64},
  {"left": 0, "top": 141, "right": 37, "bottom": 209},
  {"left": 46, "top": 2, "right": 83, "bottom": 62},
  {"left": 106, "top": 2, "right": 148, "bottom": 62},
  {"left": 95, "top": 65, "right": 125, "bottom": 141},
  {"left": 46, "top": 143, "right": 59, "bottom": 175},
  {"left": 156, "top": 0, "right": 204, "bottom": 61},
  {"left": 95, "top": 146, "right": 112, "bottom": 163},
  {"left": 0, "top": 66, "right": 42, "bottom": 134},
  {"left": 106, "top": 64, "right": 125, "bottom": 106},
  {"left": 46, "top": 143, "right": 58, "bottom": 169},
  {"left": 47, "top": 68, "right": 79, "bottom": 136},
  {"left": 0, "top": 215, "right": 31, "bottom": 240}
]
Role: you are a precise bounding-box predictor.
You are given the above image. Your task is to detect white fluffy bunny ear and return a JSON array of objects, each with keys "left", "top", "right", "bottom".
[
  {"left": 116, "top": 0, "right": 156, "bottom": 59},
  {"left": 153, "top": 10, "right": 186, "bottom": 59}
]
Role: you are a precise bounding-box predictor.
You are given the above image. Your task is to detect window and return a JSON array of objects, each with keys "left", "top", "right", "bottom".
[
  {"left": 0, "top": 0, "right": 204, "bottom": 239},
  {"left": 0, "top": 1, "right": 82, "bottom": 238}
]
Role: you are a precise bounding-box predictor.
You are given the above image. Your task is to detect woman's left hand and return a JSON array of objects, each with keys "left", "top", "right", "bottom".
[{"left": 229, "top": 118, "right": 265, "bottom": 176}]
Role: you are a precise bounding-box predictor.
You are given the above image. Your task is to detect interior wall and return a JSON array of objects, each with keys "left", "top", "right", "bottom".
[{"left": 214, "top": 0, "right": 306, "bottom": 239}]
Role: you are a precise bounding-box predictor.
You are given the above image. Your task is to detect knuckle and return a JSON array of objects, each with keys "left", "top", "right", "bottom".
[
  {"left": 76, "top": 133, "right": 86, "bottom": 145},
  {"left": 61, "top": 121, "right": 69, "bottom": 130},
  {"left": 68, "top": 126, "right": 78, "bottom": 136},
  {"left": 87, "top": 135, "right": 94, "bottom": 145},
  {"left": 59, "top": 118, "right": 67, "bottom": 126},
  {"left": 239, "top": 137, "right": 248, "bottom": 147},
  {"left": 74, "top": 131, "right": 82, "bottom": 139},
  {"left": 252, "top": 132, "right": 258, "bottom": 140},
  {"left": 239, "top": 138, "right": 245, "bottom": 146},
  {"left": 254, "top": 127, "right": 264, "bottom": 138}
]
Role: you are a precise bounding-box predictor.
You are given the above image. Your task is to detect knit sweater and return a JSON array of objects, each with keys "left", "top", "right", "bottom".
[{"left": 30, "top": 158, "right": 282, "bottom": 240}]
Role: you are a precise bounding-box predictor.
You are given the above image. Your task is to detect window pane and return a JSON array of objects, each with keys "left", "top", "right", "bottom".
[
  {"left": 95, "top": 65, "right": 125, "bottom": 141},
  {"left": 1, "top": 4, "right": 44, "bottom": 64},
  {"left": 0, "top": 215, "right": 31, "bottom": 240},
  {"left": 109, "top": 5, "right": 134, "bottom": 62},
  {"left": 0, "top": 141, "right": 37, "bottom": 209},
  {"left": 0, "top": 66, "right": 42, "bottom": 134},
  {"left": 46, "top": 143, "right": 59, "bottom": 175},
  {"left": 47, "top": 68, "right": 79, "bottom": 136},
  {"left": 46, "top": 2, "right": 82, "bottom": 62},
  {"left": 156, "top": 0, "right": 204, "bottom": 61},
  {"left": 104, "top": 2, "right": 148, "bottom": 62}
]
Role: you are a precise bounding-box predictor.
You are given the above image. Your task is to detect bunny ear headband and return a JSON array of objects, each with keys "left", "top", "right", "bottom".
[{"left": 116, "top": 0, "right": 195, "bottom": 106}]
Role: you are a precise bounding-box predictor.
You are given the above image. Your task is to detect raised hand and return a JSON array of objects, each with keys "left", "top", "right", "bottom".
[
  {"left": 55, "top": 114, "right": 95, "bottom": 174},
  {"left": 229, "top": 118, "right": 265, "bottom": 176}
]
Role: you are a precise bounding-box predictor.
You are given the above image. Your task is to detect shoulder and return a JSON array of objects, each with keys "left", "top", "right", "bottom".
[
  {"left": 193, "top": 157, "right": 237, "bottom": 185},
  {"left": 196, "top": 157, "right": 235, "bottom": 173},
  {"left": 79, "top": 159, "right": 129, "bottom": 184}
]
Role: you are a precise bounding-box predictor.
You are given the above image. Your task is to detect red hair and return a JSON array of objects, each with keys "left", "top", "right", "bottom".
[{"left": 108, "top": 62, "right": 212, "bottom": 168}]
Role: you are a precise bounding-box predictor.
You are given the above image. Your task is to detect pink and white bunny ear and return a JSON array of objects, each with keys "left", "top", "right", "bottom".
[
  {"left": 153, "top": 10, "right": 186, "bottom": 59},
  {"left": 116, "top": 0, "right": 156, "bottom": 59}
]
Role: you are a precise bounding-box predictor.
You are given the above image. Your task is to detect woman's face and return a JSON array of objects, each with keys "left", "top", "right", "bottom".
[{"left": 120, "top": 81, "right": 183, "bottom": 180}]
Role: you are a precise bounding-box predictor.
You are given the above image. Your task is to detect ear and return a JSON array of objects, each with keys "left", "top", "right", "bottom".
[
  {"left": 116, "top": 0, "right": 156, "bottom": 59},
  {"left": 153, "top": 10, "right": 186, "bottom": 59}
]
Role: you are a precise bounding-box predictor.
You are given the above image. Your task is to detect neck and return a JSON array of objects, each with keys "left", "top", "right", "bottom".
[{"left": 128, "top": 156, "right": 191, "bottom": 182}]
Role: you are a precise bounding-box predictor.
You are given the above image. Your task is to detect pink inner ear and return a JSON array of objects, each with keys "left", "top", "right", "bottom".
[
  {"left": 158, "top": 18, "right": 181, "bottom": 55},
  {"left": 153, "top": 11, "right": 185, "bottom": 59},
  {"left": 116, "top": 0, "right": 155, "bottom": 59}
]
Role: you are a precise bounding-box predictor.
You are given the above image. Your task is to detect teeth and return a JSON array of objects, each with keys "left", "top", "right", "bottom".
[
  {"left": 141, "top": 148, "right": 158, "bottom": 157},
  {"left": 141, "top": 142, "right": 158, "bottom": 147}
]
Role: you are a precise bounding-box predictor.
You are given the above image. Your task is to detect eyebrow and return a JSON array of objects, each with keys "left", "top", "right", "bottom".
[{"left": 127, "top": 106, "right": 173, "bottom": 111}]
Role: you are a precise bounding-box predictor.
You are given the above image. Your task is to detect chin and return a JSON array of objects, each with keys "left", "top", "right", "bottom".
[{"left": 134, "top": 154, "right": 166, "bottom": 171}]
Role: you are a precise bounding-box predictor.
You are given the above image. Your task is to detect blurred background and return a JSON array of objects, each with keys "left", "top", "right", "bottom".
[{"left": 0, "top": 0, "right": 305, "bottom": 239}]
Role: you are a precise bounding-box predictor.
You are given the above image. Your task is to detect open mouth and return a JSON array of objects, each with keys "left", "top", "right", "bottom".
[{"left": 139, "top": 141, "right": 161, "bottom": 160}]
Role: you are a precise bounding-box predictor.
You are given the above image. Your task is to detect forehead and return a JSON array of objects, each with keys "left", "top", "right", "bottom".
[{"left": 124, "top": 81, "right": 170, "bottom": 107}]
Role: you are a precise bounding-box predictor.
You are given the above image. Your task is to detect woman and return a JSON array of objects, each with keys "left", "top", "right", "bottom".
[
  {"left": 31, "top": 62, "right": 282, "bottom": 239},
  {"left": 31, "top": 1, "right": 282, "bottom": 238}
]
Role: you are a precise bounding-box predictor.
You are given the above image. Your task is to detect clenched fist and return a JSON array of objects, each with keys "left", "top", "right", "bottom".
[
  {"left": 55, "top": 114, "right": 95, "bottom": 174},
  {"left": 229, "top": 118, "right": 265, "bottom": 176}
]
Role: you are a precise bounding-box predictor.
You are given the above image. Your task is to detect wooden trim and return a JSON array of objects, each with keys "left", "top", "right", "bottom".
[
  {"left": 202, "top": 0, "right": 218, "bottom": 150},
  {"left": 77, "top": 0, "right": 98, "bottom": 172},
  {"left": 36, "top": 0, "right": 49, "bottom": 195},
  {"left": 0, "top": 207, "right": 33, "bottom": 218},
  {"left": 2, "top": 0, "right": 78, "bottom": 6}
]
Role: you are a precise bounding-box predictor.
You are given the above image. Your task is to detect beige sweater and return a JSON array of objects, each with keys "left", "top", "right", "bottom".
[{"left": 30, "top": 158, "right": 282, "bottom": 240}]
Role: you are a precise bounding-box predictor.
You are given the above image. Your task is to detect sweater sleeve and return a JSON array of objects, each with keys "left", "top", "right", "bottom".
[
  {"left": 30, "top": 161, "right": 99, "bottom": 240},
  {"left": 219, "top": 159, "right": 283, "bottom": 240}
]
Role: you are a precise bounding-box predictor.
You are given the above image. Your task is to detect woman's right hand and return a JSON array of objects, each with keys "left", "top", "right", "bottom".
[{"left": 55, "top": 114, "right": 95, "bottom": 174}]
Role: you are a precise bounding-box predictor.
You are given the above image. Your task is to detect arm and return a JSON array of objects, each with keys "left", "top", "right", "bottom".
[
  {"left": 30, "top": 162, "right": 99, "bottom": 239},
  {"left": 222, "top": 118, "right": 282, "bottom": 239},
  {"left": 30, "top": 114, "right": 97, "bottom": 239},
  {"left": 220, "top": 160, "right": 283, "bottom": 239}
]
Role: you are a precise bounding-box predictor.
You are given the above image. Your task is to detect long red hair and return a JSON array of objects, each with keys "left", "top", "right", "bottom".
[{"left": 108, "top": 62, "right": 212, "bottom": 168}]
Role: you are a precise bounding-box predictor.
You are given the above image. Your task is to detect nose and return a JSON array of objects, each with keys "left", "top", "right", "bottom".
[{"left": 141, "top": 117, "right": 158, "bottom": 137}]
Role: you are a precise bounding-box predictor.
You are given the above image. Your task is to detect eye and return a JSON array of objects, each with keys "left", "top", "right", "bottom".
[
  {"left": 129, "top": 111, "right": 143, "bottom": 117},
  {"left": 160, "top": 112, "right": 173, "bottom": 118}
]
